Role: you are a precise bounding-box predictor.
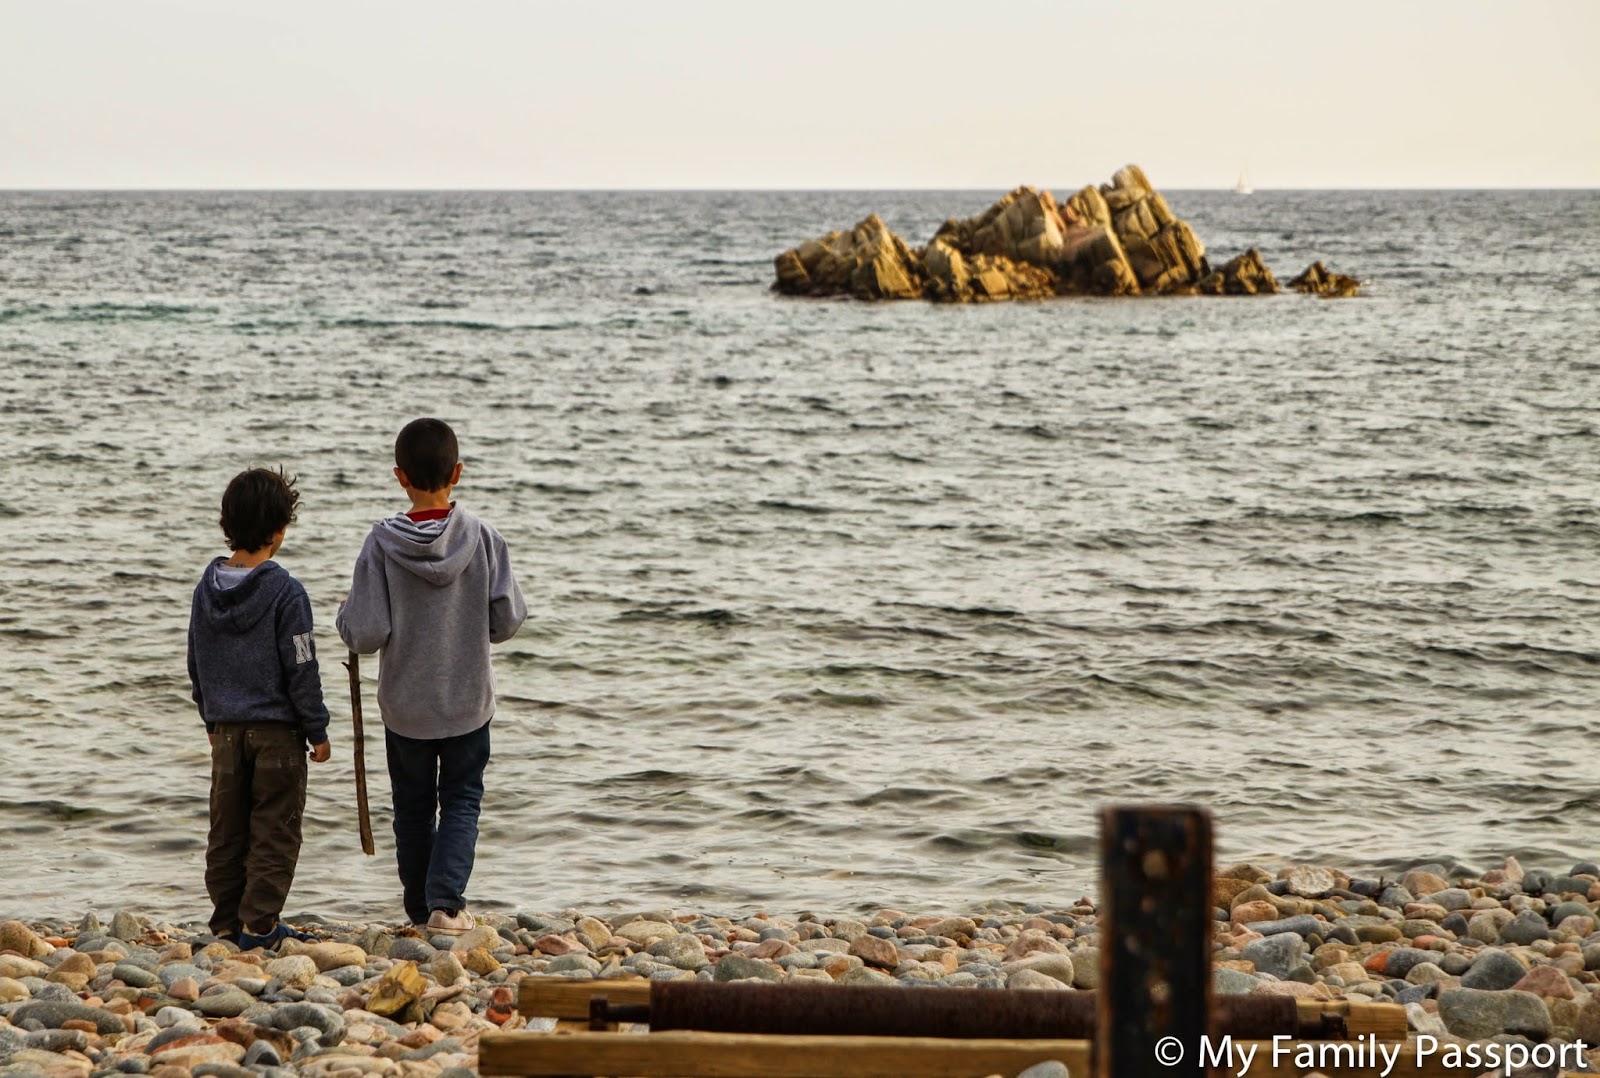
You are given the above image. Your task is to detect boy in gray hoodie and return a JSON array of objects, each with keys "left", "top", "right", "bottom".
[
  {"left": 336, "top": 418, "right": 527, "bottom": 933},
  {"left": 188, "top": 467, "right": 331, "bottom": 948}
]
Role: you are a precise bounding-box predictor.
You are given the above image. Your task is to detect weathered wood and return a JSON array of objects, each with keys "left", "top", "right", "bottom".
[
  {"left": 479, "top": 1031, "right": 1092, "bottom": 1077},
  {"left": 343, "top": 652, "right": 375, "bottom": 856},
  {"left": 521, "top": 977, "right": 650, "bottom": 1019},
  {"left": 516, "top": 976, "right": 1407, "bottom": 1040},
  {"left": 1295, "top": 999, "right": 1408, "bottom": 1041},
  {"left": 1097, "top": 804, "right": 1213, "bottom": 1078},
  {"left": 478, "top": 1032, "right": 1488, "bottom": 1077}
]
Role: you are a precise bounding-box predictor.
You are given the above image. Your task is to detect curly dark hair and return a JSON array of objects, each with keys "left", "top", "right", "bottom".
[{"left": 219, "top": 467, "right": 300, "bottom": 552}]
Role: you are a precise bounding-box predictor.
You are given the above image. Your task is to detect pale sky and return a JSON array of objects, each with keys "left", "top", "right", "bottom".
[{"left": 4, "top": 0, "right": 1597, "bottom": 189}]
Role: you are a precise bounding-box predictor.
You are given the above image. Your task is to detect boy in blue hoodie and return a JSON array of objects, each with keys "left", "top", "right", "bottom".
[
  {"left": 336, "top": 418, "right": 526, "bottom": 933},
  {"left": 188, "top": 467, "right": 331, "bottom": 948}
]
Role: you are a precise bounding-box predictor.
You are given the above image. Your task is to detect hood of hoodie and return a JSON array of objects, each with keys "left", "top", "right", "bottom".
[
  {"left": 373, "top": 507, "right": 480, "bottom": 586},
  {"left": 198, "top": 558, "right": 291, "bottom": 634}
]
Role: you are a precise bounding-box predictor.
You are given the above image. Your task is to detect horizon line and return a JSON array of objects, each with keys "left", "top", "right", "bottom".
[{"left": 3, "top": 184, "right": 1598, "bottom": 194}]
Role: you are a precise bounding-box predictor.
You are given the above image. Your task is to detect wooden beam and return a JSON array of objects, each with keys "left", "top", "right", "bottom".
[
  {"left": 519, "top": 976, "right": 650, "bottom": 1019},
  {"left": 515, "top": 976, "right": 1408, "bottom": 1042},
  {"left": 1098, "top": 804, "right": 1213, "bottom": 1078},
  {"left": 480, "top": 1031, "right": 1091, "bottom": 1077},
  {"left": 479, "top": 1032, "right": 1496, "bottom": 1077}
]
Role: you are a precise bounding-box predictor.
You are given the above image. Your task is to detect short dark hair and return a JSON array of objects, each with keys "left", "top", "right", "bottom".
[
  {"left": 219, "top": 467, "right": 300, "bottom": 552},
  {"left": 395, "top": 417, "right": 460, "bottom": 491}
]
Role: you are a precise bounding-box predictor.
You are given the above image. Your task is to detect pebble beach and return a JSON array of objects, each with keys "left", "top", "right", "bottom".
[{"left": 6, "top": 856, "right": 1600, "bottom": 1077}]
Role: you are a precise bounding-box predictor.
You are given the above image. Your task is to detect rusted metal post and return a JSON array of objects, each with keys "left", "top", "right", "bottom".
[{"left": 1097, "top": 805, "right": 1213, "bottom": 1078}]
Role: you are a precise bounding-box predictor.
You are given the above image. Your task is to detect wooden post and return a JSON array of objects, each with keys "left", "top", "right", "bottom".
[{"left": 1097, "top": 804, "right": 1213, "bottom": 1078}]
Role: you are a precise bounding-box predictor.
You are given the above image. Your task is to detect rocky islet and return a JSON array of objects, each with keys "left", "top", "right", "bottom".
[
  {"left": 6, "top": 855, "right": 1600, "bottom": 1076},
  {"left": 773, "top": 164, "right": 1360, "bottom": 302}
]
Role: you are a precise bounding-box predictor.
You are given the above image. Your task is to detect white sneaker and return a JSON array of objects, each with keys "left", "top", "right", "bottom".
[{"left": 426, "top": 908, "right": 475, "bottom": 935}]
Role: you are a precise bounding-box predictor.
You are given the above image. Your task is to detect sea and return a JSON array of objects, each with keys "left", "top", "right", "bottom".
[{"left": 2, "top": 188, "right": 1598, "bottom": 923}]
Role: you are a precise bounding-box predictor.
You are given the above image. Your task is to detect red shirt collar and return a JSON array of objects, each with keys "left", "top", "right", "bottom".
[{"left": 405, "top": 507, "right": 452, "bottom": 523}]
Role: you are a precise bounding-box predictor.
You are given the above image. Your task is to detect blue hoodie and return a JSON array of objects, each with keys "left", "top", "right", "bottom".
[
  {"left": 187, "top": 557, "right": 331, "bottom": 746},
  {"left": 336, "top": 506, "right": 526, "bottom": 740}
]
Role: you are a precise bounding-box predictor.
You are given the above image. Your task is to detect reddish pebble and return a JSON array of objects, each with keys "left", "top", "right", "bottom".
[{"left": 533, "top": 934, "right": 583, "bottom": 956}]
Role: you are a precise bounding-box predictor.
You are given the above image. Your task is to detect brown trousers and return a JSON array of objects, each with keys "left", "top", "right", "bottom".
[{"left": 206, "top": 723, "right": 307, "bottom": 935}]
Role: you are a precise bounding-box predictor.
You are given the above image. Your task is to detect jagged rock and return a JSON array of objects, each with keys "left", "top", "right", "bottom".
[
  {"left": 773, "top": 214, "right": 924, "bottom": 300},
  {"left": 921, "top": 238, "right": 974, "bottom": 302},
  {"left": 1062, "top": 185, "right": 1111, "bottom": 229},
  {"left": 1289, "top": 260, "right": 1360, "bottom": 297},
  {"left": 1058, "top": 226, "right": 1139, "bottom": 296},
  {"left": 936, "top": 186, "right": 1067, "bottom": 269},
  {"left": 969, "top": 253, "right": 1056, "bottom": 301},
  {"left": 1193, "top": 248, "right": 1280, "bottom": 296},
  {"left": 773, "top": 165, "right": 1339, "bottom": 303}
]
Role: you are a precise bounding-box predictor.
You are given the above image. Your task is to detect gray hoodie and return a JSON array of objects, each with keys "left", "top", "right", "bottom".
[{"left": 335, "top": 506, "right": 527, "bottom": 739}]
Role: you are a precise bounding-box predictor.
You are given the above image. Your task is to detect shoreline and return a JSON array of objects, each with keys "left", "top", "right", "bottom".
[{"left": 5, "top": 856, "right": 1600, "bottom": 1076}]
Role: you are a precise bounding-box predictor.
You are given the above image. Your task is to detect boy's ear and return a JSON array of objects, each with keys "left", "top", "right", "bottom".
[
  {"left": 394, "top": 466, "right": 410, "bottom": 489},
  {"left": 449, "top": 461, "right": 463, "bottom": 486}
]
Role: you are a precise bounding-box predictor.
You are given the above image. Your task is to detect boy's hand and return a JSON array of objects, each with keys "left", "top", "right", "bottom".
[{"left": 309, "top": 741, "right": 332, "bottom": 763}]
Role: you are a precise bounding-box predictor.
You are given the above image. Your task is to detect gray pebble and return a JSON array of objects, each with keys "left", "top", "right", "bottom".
[
  {"left": 1521, "top": 870, "right": 1554, "bottom": 895},
  {"left": 1395, "top": 983, "right": 1437, "bottom": 1004},
  {"left": 1237, "top": 914, "right": 1323, "bottom": 937},
  {"left": 153, "top": 1007, "right": 193, "bottom": 1028},
  {"left": 195, "top": 987, "right": 254, "bottom": 1018},
  {"left": 1550, "top": 901, "right": 1593, "bottom": 927},
  {"left": 1500, "top": 911, "right": 1551, "bottom": 945},
  {"left": 156, "top": 963, "right": 207, "bottom": 989},
  {"left": 1438, "top": 987, "right": 1551, "bottom": 1040},
  {"left": 25, "top": 1028, "right": 91, "bottom": 1053},
  {"left": 269, "top": 1002, "right": 345, "bottom": 1046},
  {"left": 146, "top": 1024, "right": 208, "bottom": 1052},
  {"left": 1016, "top": 1063, "right": 1072, "bottom": 1078},
  {"left": 1459, "top": 949, "right": 1527, "bottom": 991},
  {"left": 1379, "top": 948, "right": 1434, "bottom": 979},
  {"left": 109, "top": 912, "right": 142, "bottom": 942},
  {"left": 713, "top": 954, "right": 784, "bottom": 983},
  {"left": 1213, "top": 968, "right": 1261, "bottom": 996},
  {"left": 112, "top": 963, "right": 161, "bottom": 990},
  {"left": 242, "top": 1041, "right": 282, "bottom": 1068},
  {"left": 544, "top": 954, "right": 601, "bottom": 976},
  {"left": 387, "top": 937, "right": 436, "bottom": 963},
  {"left": 10, "top": 1000, "right": 124, "bottom": 1035},
  {"left": 1241, "top": 933, "right": 1304, "bottom": 980}
]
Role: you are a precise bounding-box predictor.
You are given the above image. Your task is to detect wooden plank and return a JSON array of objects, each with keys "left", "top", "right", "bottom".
[
  {"left": 478, "top": 1032, "right": 1494, "bottom": 1078},
  {"left": 517, "top": 976, "right": 1407, "bottom": 1041},
  {"left": 480, "top": 1031, "right": 1092, "bottom": 1077},
  {"left": 1295, "top": 999, "right": 1407, "bottom": 1041},
  {"left": 1098, "top": 804, "right": 1213, "bottom": 1078},
  {"left": 520, "top": 976, "right": 651, "bottom": 1019}
]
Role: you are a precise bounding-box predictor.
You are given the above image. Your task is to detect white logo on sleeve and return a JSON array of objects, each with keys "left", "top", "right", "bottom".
[{"left": 293, "top": 633, "right": 314, "bottom": 664}]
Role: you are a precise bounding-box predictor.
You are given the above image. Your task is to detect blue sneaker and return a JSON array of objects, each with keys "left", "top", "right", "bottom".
[{"left": 237, "top": 921, "right": 316, "bottom": 950}]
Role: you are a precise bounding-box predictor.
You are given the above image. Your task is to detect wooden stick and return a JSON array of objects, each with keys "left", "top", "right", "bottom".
[
  {"left": 344, "top": 651, "right": 375, "bottom": 856},
  {"left": 478, "top": 1031, "right": 1492, "bottom": 1077}
]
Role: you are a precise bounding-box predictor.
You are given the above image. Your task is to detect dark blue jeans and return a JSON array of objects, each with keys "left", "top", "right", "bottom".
[{"left": 384, "top": 720, "right": 491, "bottom": 924}]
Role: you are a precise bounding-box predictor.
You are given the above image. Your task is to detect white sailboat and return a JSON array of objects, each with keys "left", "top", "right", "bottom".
[{"left": 1233, "top": 169, "right": 1253, "bottom": 196}]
